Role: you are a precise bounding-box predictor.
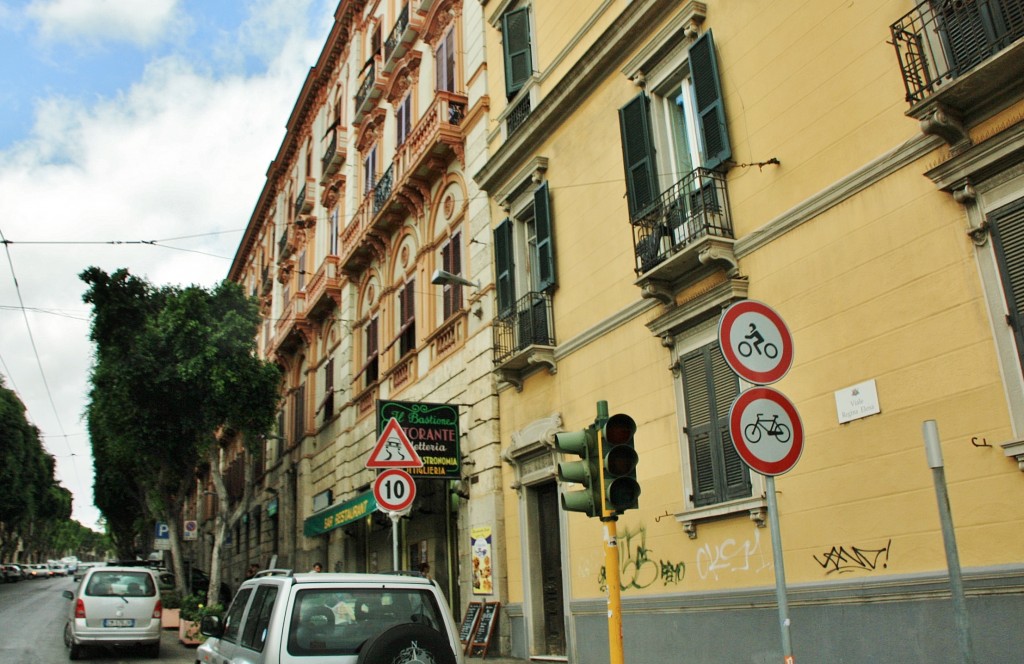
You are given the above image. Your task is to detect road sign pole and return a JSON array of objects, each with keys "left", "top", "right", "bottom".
[
  {"left": 766, "top": 475, "right": 794, "bottom": 663},
  {"left": 389, "top": 510, "right": 402, "bottom": 570}
]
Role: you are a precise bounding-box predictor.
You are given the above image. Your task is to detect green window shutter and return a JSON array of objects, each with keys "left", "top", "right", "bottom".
[
  {"left": 989, "top": 198, "right": 1024, "bottom": 373},
  {"left": 502, "top": 7, "right": 532, "bottom": 99},
  {"left": 689, "top": 30, "right": 732, "bottom": 171},
  {"left": 618, "top": 92, "right": 658, "bottom": 220},
  {"left": 494, "top": 219, "right": 515, "bottom": 317},
  {"left": 534, "top": 182, "right": 556, "bottom": 292},
  {"left": 681, "top": 342, "right": 748, "bottom": 506}
]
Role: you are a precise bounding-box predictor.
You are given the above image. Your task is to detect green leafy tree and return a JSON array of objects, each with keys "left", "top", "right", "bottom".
[{"left": 82, "top": 268, "right": 281, "bottom": 603}]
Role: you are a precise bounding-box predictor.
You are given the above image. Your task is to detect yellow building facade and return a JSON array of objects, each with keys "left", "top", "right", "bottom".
[{"left": 477, "top": 0, "right": 1024, "bottom": 661}]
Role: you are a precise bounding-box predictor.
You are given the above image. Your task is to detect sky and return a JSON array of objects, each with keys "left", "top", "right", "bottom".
[{"left": 0, "top": 0, "right": 335, "bottom": 532}]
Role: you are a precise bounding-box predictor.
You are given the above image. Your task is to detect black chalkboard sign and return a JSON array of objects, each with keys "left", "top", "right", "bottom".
[
  {"left": 459, "top": 601, "right": 483, "bottom": 649},
  {"left": 468, "top": 601, "right": 500, "bottom": 658}
]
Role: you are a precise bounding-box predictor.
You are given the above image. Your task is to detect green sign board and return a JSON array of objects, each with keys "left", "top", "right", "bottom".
[
  {"left": 303, "top": 490, "right": 376, "bottom": 537},
  {"left": 377, "top": 400, "right": 461, "bottom": 480}
]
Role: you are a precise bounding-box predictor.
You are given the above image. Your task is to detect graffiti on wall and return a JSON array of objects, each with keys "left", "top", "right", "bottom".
[
  {"left": 813, "top": 539, "right": 892, "bottom": 575},
  {"left": 695, "top": 528, "right": 772, "bottom": 581},
  {"left": 597, "top": 524, "right": 687, "bottom": 591}
]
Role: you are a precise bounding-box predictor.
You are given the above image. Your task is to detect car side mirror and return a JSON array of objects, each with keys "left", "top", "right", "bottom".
[
  {"left": 200, "top": 614, "right": 224, "bottom": 638},
  {"left": 62, "top": 590, "right": 74, "bottom": 600}
]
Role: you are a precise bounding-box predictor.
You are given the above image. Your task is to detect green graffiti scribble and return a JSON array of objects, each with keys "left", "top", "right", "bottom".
[{"left": 598, "top": 523, "right": 686, "bottom": 591}]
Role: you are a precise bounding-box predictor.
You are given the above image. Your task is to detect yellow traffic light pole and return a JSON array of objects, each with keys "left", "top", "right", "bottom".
[{"left": 596, "top": 423, "right": 626, "bottom": 664}]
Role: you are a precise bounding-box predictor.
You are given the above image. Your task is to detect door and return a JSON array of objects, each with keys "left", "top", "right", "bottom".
[{"left": 536, "top": 482, "right": 565, "bottom": 655}]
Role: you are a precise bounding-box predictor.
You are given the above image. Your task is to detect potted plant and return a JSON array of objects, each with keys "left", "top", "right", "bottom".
[
  {"left": 178, "top": 594, "right": 224, "bottom": 646},
  {"left": 161, "top": 591, "right": 181, "bottom": 629}
]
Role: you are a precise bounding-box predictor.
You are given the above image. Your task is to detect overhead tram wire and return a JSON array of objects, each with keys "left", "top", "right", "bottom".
[{"left": 0, "top": 223, "right": 83, "bottom": 490}]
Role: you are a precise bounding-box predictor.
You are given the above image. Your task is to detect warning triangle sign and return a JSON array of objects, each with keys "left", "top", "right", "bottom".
[{"left": 367, "top": 417, "right": 424, "bottom": 468}]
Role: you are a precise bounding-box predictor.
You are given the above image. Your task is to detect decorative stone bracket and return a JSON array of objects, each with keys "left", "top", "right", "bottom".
[{"left": 1002, "top": 439, "right": 1024, "bottom": 472}]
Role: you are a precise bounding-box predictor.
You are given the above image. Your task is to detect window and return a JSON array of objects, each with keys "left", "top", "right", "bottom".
[
  {"left": 494, "top": 181, "right": 554, "bottom": 316},
  {"left": 292, "top": 382, "right": 305, "bottom": 443},
  {"left": 990, "top": 198, "right": 1024, "bottom": 373},
  {"left": 322, "top": 358, "right": 335, "bottom": 422},
  {"left": 501, "top": 6, "right": 532, "bottom": 99},
  {"left": 493, "top": 181, "right": 555, "bottom": 358},
  {"left": 221, "top": 588, "right": 253, "bottom": 644},
  {"left": 363, "top": 145, "right": 378, "bottom": 195},
  {"left": 436, "top": 27, "right": 457, "bottom": 92},
  {"left": 329, "top": 207, "right": 339, "bottom": 256},
  {"left": 679, "top": 342, "right": 750, "bottom": 507},
  {"left": 240, "top": 585, "right": 278, "bottom": 652},
  {"left": 619, "top": 30, "right": 731, "bottom": 219},
  {"left": 396, "top": 280, "right": 416, "bottom": 357},
  {"left": 397, "top": 94, "right": 412, "bottom": 146},
  {"left": 440, "top": 231, "right": 463, "bottom": 320},
  {"left": 359, "top": 317, "right": 379, "bottom": 388}
]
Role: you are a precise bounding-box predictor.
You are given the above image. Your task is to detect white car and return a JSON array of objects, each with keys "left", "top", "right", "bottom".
[
  {"left": 62, "top": 565, "right": 162, "bottom": 659},
  {"left": 197, "top": 570, "right": 464, "bottom": 664}
]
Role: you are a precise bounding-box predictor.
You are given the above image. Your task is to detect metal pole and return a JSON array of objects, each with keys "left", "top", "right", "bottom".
[
  {"left": 922, "top": 420, "right": 974, "bottom": 664},
  {"left": 389, "top": 511, "right": 401, "bottom": 570},
  {"left": 765, "top": 475, "right": 794, "bottom": 663},
  {"left": 603, "top": 517, "right": 625, "bottom": 664}
]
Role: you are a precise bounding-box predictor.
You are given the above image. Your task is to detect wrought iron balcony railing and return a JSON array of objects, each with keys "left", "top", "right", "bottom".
[
  {"left": 354, "top": 61, "right": 377, "bottom": 116},
  {"left": 373, "top": 164, "right": 394, "bottom": 215},
  {"left": 630, "top": 167, "right": 732, "bottom": 276},
  {"left": 507, "top": 95, "right": 532, "bottom": 136},
  {"left": 384, "top": 4, "right": 410, "bottom": 63},
  {"left": 493, "top": 291, "right": 554, "bottom": 366},
  {"left": 891, "top": 0, "right": 1024, "bottom": 106}
]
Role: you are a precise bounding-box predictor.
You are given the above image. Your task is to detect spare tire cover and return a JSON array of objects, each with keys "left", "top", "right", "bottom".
[{"left": 356, "top": 623, "right": 457, "bottom": 664}]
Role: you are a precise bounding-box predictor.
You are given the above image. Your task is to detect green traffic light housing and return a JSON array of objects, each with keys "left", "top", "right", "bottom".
[
  {"left": 601, "top": 413, "right": 640, "bottom": 514},
  {"left": 554, "top": 426, "right": 600, "bottom": 517}
]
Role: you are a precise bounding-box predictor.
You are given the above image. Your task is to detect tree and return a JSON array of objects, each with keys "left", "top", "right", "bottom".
[{"left": 82, "top": 268, "right": 281, "bottom": 603}]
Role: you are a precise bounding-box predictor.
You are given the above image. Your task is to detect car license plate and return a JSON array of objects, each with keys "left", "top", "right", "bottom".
[{"left": 103, "top": 619, "right": 135, "bottom": 627}]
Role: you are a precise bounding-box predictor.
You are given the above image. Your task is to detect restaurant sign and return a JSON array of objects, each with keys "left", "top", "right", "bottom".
[
  {"left": 377, "top": 400, "right": 461, "bottom": 480},
  {"left": 303, "top": 490, "right": 376, "bottom": 537}
]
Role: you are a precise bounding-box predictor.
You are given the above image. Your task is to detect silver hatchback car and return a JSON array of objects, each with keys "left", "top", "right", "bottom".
[{"left": 62, "top": 565, "right": 162, "bottom": 659}]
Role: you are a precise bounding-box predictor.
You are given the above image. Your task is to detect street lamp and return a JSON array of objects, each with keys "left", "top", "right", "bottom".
[{"left": 431, "top": 269, "right": 480, "bottom": 290}]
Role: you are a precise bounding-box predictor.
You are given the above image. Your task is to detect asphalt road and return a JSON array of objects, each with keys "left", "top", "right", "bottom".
[{"left": 0, "top": 575, "right": 198, "bottom": 663}]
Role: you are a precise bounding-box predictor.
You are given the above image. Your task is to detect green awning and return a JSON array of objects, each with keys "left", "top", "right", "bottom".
[{"left": 303, "top": 491, "right": 376, "bottom": 537}]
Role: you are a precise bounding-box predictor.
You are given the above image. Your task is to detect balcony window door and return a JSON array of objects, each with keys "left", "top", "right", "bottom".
[
  {"left": 501, "top": 5, "right": 533, "bottom": 100},
  {"left": 440, "top": 231, "right": 463, "bottom": 321},
  {"left": 359, "top": 317, "right": 379, "bottom": 389},
  {"left": 396, "top": 280, "right": 416, "bottom": 357},
  {"left": 363, "top": 145, "right": 378, "bottom": 195},
  {"left": 494, "top": 181, "right": 554, "bottom": 350},
  {"left": 397, "top": 94, "right": 412, "bottom": 146},
  {"left": 436, "top": 27, "right": 457, "bottom": 93},
  {"left": 329, "top": 207, "right": 339, "bottom": 256}
]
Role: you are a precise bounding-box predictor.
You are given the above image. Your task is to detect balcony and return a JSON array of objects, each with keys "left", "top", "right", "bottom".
[
  {"left": 321, "top": 127, "right": 347, "bottom": 180},
  {"left": 631, "top": 168, "right": 735, "bottom": 302},
  {"left": 354, "top": 60, "right": 384, "bottom": 125},
  {"left": 278, "top": 230, "right": 294, "bottom": 262},
  {"left": 305, "top": 256, "right": 342, "bottom": 320},
  {"left": 260, "top": 265, "right": 272, "bottom": 296},
  {"left": 383, "top": 4, "right": 421, "bottom": 74},
  {"left": 295, "top": 178, "right": 315, "bottom": 215},
  {"left": 493, "top": 291, "right": 555, "bottom": 390},
  {"left": 507, "top": 95, "right": 532, "bottom": 136},
  {"left": 339, "top": 91, "right": 468, "bottom": 275},
  {"left": 274, "top": 291, "right": 310, "bottom": 353},
  {"left": 891, "top": 0, "right": 1024, "bottom": 146}
]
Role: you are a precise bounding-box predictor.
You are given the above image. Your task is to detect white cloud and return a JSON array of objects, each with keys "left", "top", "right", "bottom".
[
  {"left": 26, "top": 0, "right": 183, "bottom": 48},
  {"left": 0, "top": 0, "right": 332, "bottom": 530}
]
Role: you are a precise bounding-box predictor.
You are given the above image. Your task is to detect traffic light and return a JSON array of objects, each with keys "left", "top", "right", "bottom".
[
  {"left": 555, "top": 425, "right": 600, "bottom": 517},
  {"left": 601, "top": 413, "right": 640, "bottom": 513}
]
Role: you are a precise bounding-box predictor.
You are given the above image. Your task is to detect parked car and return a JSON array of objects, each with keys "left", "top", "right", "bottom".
[
  {"left": 27, "top": 564, "right": 50, "bottom": 579},
  {"left": 61, "top": 565, "right": 162, "bottom": 660},
  {"left": 1, "top": 564, "right": 23, "bottom": 582},
  {"left": 73, "top": 562, "right": 96, "bottom": 582},
  {"left": 198, "top": 570, "right": 463, "bottom": 664}
]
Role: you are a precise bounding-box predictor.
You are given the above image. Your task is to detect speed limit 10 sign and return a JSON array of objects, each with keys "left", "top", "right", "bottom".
[{"left": 373, "top": 468, "right": 416, "bottom": 512}]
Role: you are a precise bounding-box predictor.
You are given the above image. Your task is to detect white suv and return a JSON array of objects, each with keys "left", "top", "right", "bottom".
[{"left": 196, "top": 570, "right": 465, "bottom": 664}]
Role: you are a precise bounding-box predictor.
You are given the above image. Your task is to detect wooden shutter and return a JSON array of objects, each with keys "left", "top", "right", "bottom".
[
  {"left": 681, "top": 343, "right": 749, "bottom": 506},
  {"left": 618, "top": 92, "right": 658, "bottom": 219},
  {"left": 689, "top": 30, "right": 732, "bottom": 171},
  {"left": 989, "top": 198, "right": 1024, "bottom": 373},
  {"left": 533, "top": 182, "right": 556, "bottom": 292},
  {"left": 494, "top": 219, "right": 515, "bottom": 316},
  {"left": 502, "top": 7, "right": 532, "bottom": 99}
]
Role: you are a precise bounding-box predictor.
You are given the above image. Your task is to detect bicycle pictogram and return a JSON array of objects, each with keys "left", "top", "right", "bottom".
[
  {"left": 743, "top": 413, "right": 791, "bottom": 444},
  {"left": 737, "top": 323, "right": 778, "bottom": 359}
]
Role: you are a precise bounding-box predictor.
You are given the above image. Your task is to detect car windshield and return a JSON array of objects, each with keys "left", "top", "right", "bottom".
[
  {"left": 287, "top": 587, "right": 444, "bottom": 656},
  {"left": 86, "top": 571, "right": 156, "bottom": 597}
]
